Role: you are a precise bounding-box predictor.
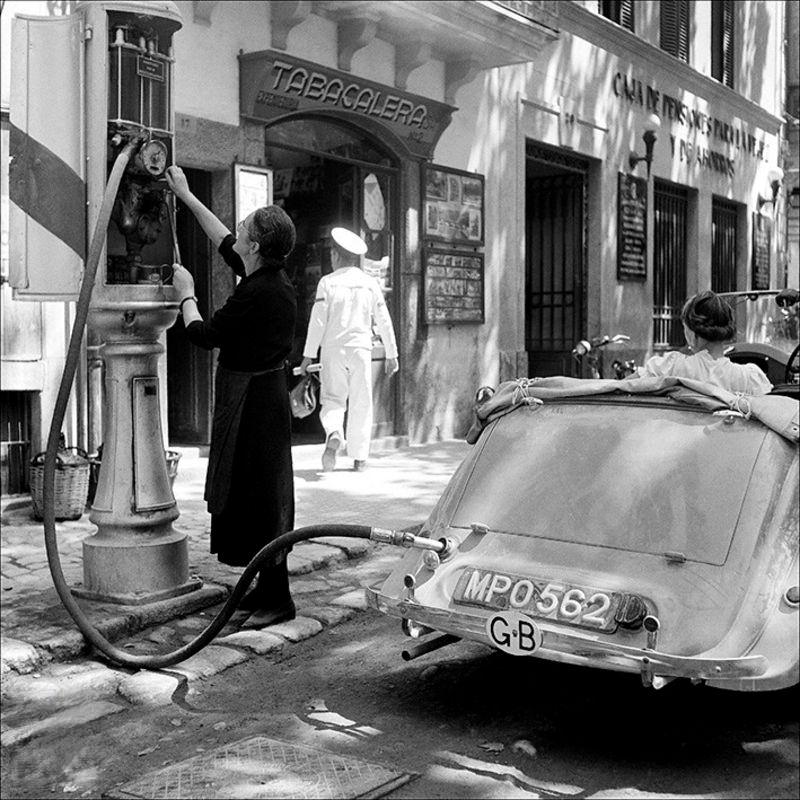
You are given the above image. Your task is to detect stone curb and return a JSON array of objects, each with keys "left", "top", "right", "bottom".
[{"left": 0, "top": 540, "right": 374, "bottom": 676}]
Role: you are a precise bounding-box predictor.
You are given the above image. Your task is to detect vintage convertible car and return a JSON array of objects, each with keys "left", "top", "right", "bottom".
[{"left": 367, "top": 375, "right": 799, "bottom": 691}]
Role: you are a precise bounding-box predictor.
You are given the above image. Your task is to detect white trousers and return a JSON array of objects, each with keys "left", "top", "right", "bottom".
[{"left": 319, "top": 346, "right": 373, "bottom": 461}]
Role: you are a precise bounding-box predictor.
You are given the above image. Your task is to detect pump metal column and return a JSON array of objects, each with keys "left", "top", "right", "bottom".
[{"left": 71, "top": 0, "right": 199, "bottom": 605}]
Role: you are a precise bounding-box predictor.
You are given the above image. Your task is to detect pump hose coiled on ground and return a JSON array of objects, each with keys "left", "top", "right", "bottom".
[{"left": 42, "top": 137, "right": 373, "bottom": 669}]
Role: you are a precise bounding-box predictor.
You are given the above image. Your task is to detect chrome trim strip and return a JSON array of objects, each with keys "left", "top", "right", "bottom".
[{"left": 366, "top": 587, "right": 768, "bottom": 680}]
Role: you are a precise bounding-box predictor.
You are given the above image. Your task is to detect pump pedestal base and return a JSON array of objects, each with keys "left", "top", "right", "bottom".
[{"left": 76, "top": 528, "right": 202, "bottom": 606}]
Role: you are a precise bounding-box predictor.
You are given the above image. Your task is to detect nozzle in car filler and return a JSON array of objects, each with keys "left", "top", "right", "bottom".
[{"left": 370, "top": 527, "right": 447, "bottom": 553}]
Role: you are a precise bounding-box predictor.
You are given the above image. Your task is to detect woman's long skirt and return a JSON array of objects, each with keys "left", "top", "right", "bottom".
[{"left": 206, "top": 366, "right": 295, "bottom": 567}]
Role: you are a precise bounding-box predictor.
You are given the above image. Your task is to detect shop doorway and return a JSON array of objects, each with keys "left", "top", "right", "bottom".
[
  {"left": 264, "top": 117, "right": 400, "bottom": 445},
  {"left": 166, "top": 168, "right": 213, "bottom": 445},
  {"left": 525, "top": 144, "right": 588, "bottom": 377}
]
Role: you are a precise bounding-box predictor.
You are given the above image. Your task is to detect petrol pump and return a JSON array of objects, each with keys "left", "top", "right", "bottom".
[{"left": 9, "top": 1, "right": 199, "bottom": 605}]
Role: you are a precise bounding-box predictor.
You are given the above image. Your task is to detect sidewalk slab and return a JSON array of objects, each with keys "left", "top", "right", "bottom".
[
  {"left": 301, "top": 605, "right": 357, "bottom": 627},
  {"left": 117, "top": 672, "right": 182, "bottom": 707},
  {"left": 261, "top": 616, "right": 323, "bottom": 642},
  {"left": 0, "top": 700, "right": 124, "bottom": 749},
  {"left": 163, "top": 644, "right": 248, "bottom": 681},
  {"left": 1, "top": 662, "right": 123, "bottom": 711},
  {"left": 216, "top": 630, "right": 285, "bottom": 654},
  {"left": 0, "top": 638, "right": 42, "bottom": 675}
]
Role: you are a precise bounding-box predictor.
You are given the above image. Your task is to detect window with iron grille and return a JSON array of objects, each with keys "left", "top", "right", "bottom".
[
  {"left": 598, "top": 0, "right": 634, "bottom": 31},
  {"left": 711, "top": 0, "right": 735, "bottom": 88},
  {"left": 660, "top": 0, "right": 690, "bottom": 62},
  {"left": 711, "top": 197, "right": 738, "bottom": 293},
  {"left": 653, "top": 181, "right": 689, "bottom": 349},
  {"left": 1, "top": 392, "right": 33, "bottom": 495}
]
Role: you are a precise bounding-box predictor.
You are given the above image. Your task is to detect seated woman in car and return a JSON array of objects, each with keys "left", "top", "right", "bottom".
[{"left": 637, "top": 290, "right": 773, "bottom": 395}]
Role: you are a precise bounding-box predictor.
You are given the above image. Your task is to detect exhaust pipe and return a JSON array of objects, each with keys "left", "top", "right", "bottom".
[{"left": 401, "top": 633, "right": 461, "bottom": 661}]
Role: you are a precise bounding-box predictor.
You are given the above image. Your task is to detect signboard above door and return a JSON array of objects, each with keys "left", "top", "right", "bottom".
[{"left": 239, "top": 49, "right": 456, "bottom": 160}]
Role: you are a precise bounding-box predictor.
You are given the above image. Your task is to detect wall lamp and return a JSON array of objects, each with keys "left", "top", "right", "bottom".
[
  {"left": 629, "top": 113, "right": 661, "bottom": 179},
  {"left": 757, "top": 166, "right": 784, "bottom": 214}
]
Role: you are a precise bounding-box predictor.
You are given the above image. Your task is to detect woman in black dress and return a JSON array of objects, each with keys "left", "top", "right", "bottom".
[{"left": 166, "top": 166, "right": 297, "bottom": 624}]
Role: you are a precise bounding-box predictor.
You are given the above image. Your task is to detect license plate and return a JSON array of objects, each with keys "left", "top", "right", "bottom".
[{"left": 453, "top": 567, "right": 621, "bottom": 632}]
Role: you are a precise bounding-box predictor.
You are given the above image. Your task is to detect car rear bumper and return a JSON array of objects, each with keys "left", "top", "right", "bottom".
[{"left": 366, "top": 586, "right": 769, "bottom": 685}]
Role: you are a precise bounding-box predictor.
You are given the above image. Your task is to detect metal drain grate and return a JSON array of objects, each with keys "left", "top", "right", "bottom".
[{"left": 105, "top": 736, "right": 416, "bottom": 799}]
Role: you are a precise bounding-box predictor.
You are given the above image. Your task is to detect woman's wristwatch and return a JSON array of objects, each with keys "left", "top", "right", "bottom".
[{"left": 179, "top": 296, "right": 198, "bottom": 313}]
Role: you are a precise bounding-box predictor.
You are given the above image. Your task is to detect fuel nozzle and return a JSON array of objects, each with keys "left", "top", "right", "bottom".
[{"left": 369, "top": 527, "right": 449, "bottom": 554}]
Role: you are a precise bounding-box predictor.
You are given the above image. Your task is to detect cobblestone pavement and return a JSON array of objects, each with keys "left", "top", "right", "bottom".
[{"left": 0, "top": 440, "right": 470, "bottom": 745}]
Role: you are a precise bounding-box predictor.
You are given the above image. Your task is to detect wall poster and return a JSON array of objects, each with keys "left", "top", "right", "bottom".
[
  {"left": 751, "top": 213, "right": 771, "bottom": 290},
  {"left": 423, "top": 164, "right": 484, "bottom": 246},
  {"left": 423, "top": 248, "right": 484, "bottom": 324},
  {"left": 617, "top": 172, "right": 647, "bottom": 280}
]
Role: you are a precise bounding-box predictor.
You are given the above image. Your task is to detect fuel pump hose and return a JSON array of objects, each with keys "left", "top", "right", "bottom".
[{"left": 42, "top": 137, "right": 374, "bottom": 669}]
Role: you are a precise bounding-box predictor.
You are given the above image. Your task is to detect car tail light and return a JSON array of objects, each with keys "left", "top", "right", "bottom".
[
  {"left": 615, "top": 593, "right": 648, "bottom": 629},
  {"left": 785, "top": 586, "right": 800, "bottom": 606}
]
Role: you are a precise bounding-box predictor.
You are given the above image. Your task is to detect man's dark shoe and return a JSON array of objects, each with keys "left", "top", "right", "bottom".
[
  {"left": 353, "top": 459, "right": 368, "bottom": 472},
  {"left": 322, "top": 432, "right": 341, "bottom": 471}
]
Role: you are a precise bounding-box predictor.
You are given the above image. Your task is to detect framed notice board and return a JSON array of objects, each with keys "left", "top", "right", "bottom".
[
  {"left": 617, "top": 173, "right": 647, "bottom": 280},
  {"left": 751, "top": 213, "right": 771, "bottom": 290},
  {"left": 233, "top": 163, "right": 273, "bottom": 226},
  {"left": 423, "top": 164, "right": 485, "bottom": 246},
  {"left": 423, "top": 248, "right": 484, "bottom": 324}
]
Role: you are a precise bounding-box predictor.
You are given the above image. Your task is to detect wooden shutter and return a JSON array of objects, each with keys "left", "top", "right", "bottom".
[
  {"left": 599, "top": 0, "right": 634, "bottom": 31},
  {"left": 660, "top": 0, "right": 689, "bottom": 62},
  {"left": 722, "top": 0, "right": 734, "bottom": 88},
  {"left": 619, "top": 0, "right": 634, "bottom": 31},
  {"left": 712, "top": 1, "right": 735, "bottom": 88}
]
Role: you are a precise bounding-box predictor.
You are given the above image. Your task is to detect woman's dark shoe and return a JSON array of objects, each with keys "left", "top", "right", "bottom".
[
  {"left": 236, "top": 559, "right": 295, "bottom": 618},
  {"left": 247, "top": 598, "right": 297, "bottom": 627}
]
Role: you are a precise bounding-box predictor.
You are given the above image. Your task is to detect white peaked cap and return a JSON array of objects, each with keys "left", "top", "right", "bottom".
[{"left": 331, "top": 227, "right": 368, "bottom": 255}]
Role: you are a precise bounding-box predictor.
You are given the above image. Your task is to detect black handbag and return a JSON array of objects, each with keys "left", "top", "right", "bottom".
[{"left": 289, "top": 374, "right": 319, "bottom": 419}]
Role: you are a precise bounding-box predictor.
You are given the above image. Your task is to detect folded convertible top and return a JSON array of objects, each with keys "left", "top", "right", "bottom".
[{"left": 465, "top": 375, "right": 799, "bottom": 444}]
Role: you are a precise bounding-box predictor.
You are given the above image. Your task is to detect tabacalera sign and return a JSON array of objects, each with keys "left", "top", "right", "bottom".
[{"left": 239, "top": 50, "right": 456, "bottom": 160}]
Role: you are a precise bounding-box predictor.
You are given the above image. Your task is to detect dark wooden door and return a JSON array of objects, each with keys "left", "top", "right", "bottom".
[
  {"left": 525, "top": 173, "right": 585, "bottom": 377},
  {"left": 166, "top": 168, "right": 213, "bottom": 444}
]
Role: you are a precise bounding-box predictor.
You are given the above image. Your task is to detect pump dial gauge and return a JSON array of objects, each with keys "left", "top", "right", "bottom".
[{"left": 139, "top": 139, "right": 168, "bottom": 178}]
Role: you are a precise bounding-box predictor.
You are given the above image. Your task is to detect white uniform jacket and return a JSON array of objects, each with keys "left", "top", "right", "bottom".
[{"left": 302, "top": 266, "right": 398, "bottom": 358}]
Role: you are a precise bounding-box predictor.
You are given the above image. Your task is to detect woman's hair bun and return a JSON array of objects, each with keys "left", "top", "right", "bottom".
[
  {"left": 681, "top": 290, "right": 735, "bottom": 342},
  {"left": 251, "top": 206, "right": 296, "bottom": 260}
]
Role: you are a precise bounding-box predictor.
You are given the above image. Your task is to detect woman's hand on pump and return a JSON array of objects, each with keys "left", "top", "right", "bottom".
[
  {"left": 166, "top": 166, "right": 191, "bottom": 202},
  {"left": 172, "top": 264, "right": 195, "bottom": 298}
]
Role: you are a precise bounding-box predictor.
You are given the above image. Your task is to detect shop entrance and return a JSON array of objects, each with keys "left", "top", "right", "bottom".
[
  {"left": 264, "top": 117, "right": 400, "bottom": 445},
  {"left": 525, "top": 143, "right": 588, "bottom": 377}
]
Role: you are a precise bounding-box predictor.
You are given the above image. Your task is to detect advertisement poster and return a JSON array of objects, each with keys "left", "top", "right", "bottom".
[
  {"left": 424, "top": 248, "right": 484, "bottom": 324},
  {"left": 423, "top": 165, "right": 484, "bottom": 245}
]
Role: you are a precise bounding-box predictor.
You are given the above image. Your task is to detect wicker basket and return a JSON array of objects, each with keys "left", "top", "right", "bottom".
[{"left": 30, "top": 447, "right": 90, "bottom": 521}]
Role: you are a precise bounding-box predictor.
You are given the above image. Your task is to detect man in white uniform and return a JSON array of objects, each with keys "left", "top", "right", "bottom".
[{"left": 299, "top": 227, "right": 398, "bottom": 471}]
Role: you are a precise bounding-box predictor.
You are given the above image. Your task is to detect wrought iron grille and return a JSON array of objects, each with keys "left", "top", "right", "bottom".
[
  {"left": 711, "top": 197, "right": 738, "bottom": 293},
  {"left": 653, "top": 181, "right": 688, "bottom": 349},
  {"left": 526, "top": 174, "right": 585, "bottom": 356},
  {"left": 0, "top": 392, "right": 32, "bottom": 495}
]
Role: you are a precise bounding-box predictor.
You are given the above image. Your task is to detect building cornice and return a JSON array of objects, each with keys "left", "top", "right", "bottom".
[{"left": 560, "top": 1, "right": 783, "bottom": 134}]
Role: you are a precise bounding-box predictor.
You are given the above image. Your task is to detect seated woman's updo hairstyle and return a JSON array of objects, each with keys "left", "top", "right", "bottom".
[
  {"left": 250, "top": 206, "right": 296, "bottom": 265},
  {"left": 681, "top": 290, "right": 736, "bottom": 342}
]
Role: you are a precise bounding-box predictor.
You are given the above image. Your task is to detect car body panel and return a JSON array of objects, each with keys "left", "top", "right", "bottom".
[{"left": 369, "top": 395, "right": 799, "bottom": 691}]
